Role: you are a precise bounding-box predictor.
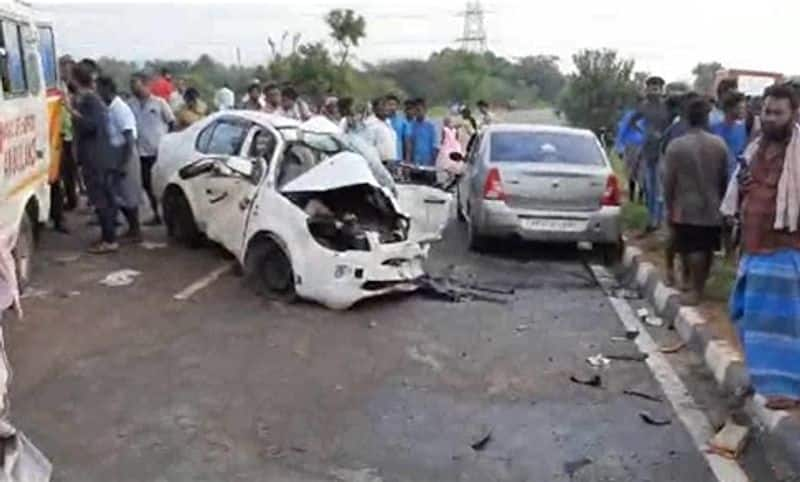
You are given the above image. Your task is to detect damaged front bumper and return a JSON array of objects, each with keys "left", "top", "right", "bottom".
[{"left": 295, "top": 232, "right": 428, "bottom": 310}]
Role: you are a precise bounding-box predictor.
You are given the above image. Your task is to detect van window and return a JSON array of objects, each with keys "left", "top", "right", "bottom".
[
  {"left": 0, "top": 21, "right": 27, "bottom": 95},
  {"left": 21, "top": 25, "right": 40, "bottom": 95},
  {"left": 37, "top": 26, "right": 56, "bottom": 89}
]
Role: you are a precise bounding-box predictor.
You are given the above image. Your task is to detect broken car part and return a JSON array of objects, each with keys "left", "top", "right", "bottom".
[
  {"left": 570, "top": 374, "right": 602, "bottom": 387},
  {"left": 622, "top": 390, "right": 663, "bottom": 403},
  {"left": 639, "top": 411, "right": 671, "bottom": 426}
]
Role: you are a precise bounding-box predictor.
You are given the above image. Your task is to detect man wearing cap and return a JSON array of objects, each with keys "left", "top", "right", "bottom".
[{"left": 629, "top": 76, "right": 672, "bottom": 233}]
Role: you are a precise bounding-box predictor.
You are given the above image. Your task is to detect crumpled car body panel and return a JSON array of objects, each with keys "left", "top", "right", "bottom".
[{"left": 154, "top": 112, "right": 452, "bottom": 309}]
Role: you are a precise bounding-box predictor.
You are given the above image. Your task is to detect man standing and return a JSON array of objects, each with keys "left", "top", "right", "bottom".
[
  {"left": 169, "top": 77, "right": 187, "bottom": 113},
  {"left": 711, "top": 91, "right": 748, "bottom": 176},
  {"left": 477, "top": 100, "right": 493, "bottom": 129},
  {"left": 663, "top": 98, "right": 728, "bottom": 305},
  {"left": 69, "top": 64, "right": 118, "bottom": 253},
  {"left": 385, "top": 94, "right": 408, "bottom": 161},
  {"left": 728, "top": 85, "right": 800, "bottom": 410},
  {"left": 97, "top": 76, "right": 142, "bottom": 243},
  {"left": 262, "top": 84, "right": 283, "bottom": 114},
  {"left": 406, "top": 99, "right": 438, "bottom": 167},
  {"left": 149, "top": 68, "right": 174, "bottom": 102},
  {"left": 280, "top": 86, "right": 311, "bottom": 121},
  {"left": 129, "top": 73, "right": 175, "bottom": 225},
  {"left": 214, "top": 83, "right": 235, "bottom": 111},
  {"left": 631, "top": 76, "right": 672, "bottom": 233},
  {"left": 242, "top": 83, "right": 262, "bottom": 111},
  {"left": 364, "top": 97, "right": 398, "bottom": 161},
  {"left": 710, "top": 78, "right": 739, "bottom": 126}
]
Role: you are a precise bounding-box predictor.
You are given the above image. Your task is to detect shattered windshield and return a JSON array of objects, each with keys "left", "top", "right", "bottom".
[{"left": 277, "top": 127, "right": 396, "bottom": 194}]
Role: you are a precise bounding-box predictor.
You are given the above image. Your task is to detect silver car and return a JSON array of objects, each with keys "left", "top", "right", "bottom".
[{"left": 457, "top": 124, "right": 622, "bottom": 260}]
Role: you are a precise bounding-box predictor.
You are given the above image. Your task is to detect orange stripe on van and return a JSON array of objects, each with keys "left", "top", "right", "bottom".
[{"left": 5, "top": 167, "right": 48, "bottom": 200}]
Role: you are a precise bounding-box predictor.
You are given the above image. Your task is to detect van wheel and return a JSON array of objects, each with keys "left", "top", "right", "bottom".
[
  {"left": 13, "top": 214, "right": 34, "bottom": 291},
  {"left": 163, "top": 189, "right": 202, "bottom": 248},
  {"left": 245, "top": 238, "right": 296, "bottom": 302}
]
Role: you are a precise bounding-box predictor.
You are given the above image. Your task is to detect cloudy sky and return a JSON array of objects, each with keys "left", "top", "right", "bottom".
[{"left": 34, "top": 0, "right": 799, "bottom": 82}]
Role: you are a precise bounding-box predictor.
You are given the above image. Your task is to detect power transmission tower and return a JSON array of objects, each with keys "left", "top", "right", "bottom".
[{"left": 457, "top": 1, "right": 488, "bottom": 53}]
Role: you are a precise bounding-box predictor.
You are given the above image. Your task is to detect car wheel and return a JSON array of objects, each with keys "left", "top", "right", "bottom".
[
  {"left": 246, "top": 237, "right": 297, "bottom": 302},
  {"left": 598, "top": 241, "right": 623, "bottom": 266},
  {"left": 12, "top": 214, "right": 34, "bottom": 291},
  {"left": 467, "top": 214, "right": 488, "bottom": 252},
  {"left": 456, "top": 187, "right": 466, "bottom": 222},
  {"left": 163, "top": 189, "right": 202, "bottom": 248}
]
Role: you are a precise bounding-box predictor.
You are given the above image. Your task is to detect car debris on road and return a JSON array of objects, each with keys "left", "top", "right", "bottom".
[
  {"left": 639, "top": 411, "right": 671, "bottom": 426},
  {"left": 99, "top": 269, "right": 142, "bottom": 287}
]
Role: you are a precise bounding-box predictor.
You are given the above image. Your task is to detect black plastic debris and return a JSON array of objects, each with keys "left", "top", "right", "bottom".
[
  {"left": 607, "top": 353, "right": 649, "bottom": 362},
  {"left": 564, "top": 458, "right": 593, "bottom": 478},
  {"left": 625, "top": 329, "right": 640, "bottom": 340},
  {"left": 623, "top": 390, "right": 663, "bottom": 403},
  {"left": 570, "top": 374, "right": 602, "bottom": 387},
  {"left": 639, "top": 411, "right": 671, "bottom": 426},
  {"left": 470, "top": 428, "right": 493, "bottom": 451},
  {"left": 416, "top": 275, "right": 512, "bottom": 304}
]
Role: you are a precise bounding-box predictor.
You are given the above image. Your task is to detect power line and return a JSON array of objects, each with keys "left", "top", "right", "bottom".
[{"left": 457, "top": 1, "right": 488, "bottom": 54}]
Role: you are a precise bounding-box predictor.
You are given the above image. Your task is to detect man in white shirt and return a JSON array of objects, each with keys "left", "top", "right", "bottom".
[
  {"left": 364, "top": 97, "right": 398, "bottom": 161},
  {"left": 97, "top": 76, "right": 142, "bottom": 242},
  {"left": 214, "top": 83, "right": 235, "bottom": 111},
  {"left": 129, "top": 72, "right": 176, "bottom": 225}
]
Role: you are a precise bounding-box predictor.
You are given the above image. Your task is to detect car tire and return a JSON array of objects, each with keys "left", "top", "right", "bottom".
[
  {"left": 456, "top": 187, "right": 466, "bottom": 222},
  {"left": 598, "top": 241, "right": 623, "bottom": 266},
  {"left": 163, "top": 189, "right": 202, "bottom": 248},
  {"left": 246, "top": 237, "right": 297, "bottom": 302},
  {"left": 12, "top": 213, "right": 34, "bottom": 291},
  {"left": 467, "top": 216, "right": 488, "bottom": 252}
]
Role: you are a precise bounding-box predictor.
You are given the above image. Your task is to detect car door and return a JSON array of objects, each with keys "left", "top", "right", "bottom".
[{"left": 194, "top": 119, "right": 261, "bottom": 255}]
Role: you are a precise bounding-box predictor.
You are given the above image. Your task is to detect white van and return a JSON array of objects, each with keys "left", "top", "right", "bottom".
[{"left": 0, "top": 1, "right": 60, "bottom": 287}]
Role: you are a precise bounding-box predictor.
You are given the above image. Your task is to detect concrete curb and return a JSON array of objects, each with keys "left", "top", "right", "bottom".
[{"left": 620, "top": 246, "right": 800, "bottom": 470}]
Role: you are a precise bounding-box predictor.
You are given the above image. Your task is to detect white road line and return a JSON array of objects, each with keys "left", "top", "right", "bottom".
[
  {"left": 173, "top": 262, "right": 236, "bottom": 301},
  {"left": 589, "top": 264, "right": 749, "bottom": 482}
]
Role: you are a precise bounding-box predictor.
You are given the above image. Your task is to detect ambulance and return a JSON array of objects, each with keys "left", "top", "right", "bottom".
[{"left": 0, "top": 0, "right": 61, "bottom": 288}]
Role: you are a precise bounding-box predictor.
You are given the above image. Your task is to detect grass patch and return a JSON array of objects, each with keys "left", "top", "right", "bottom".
[
  {"left": 621, "top": 202, "right": 648, "bottom": 232},
  {"left": 705, "top": 258, "right": 738, "bottom": 303}
]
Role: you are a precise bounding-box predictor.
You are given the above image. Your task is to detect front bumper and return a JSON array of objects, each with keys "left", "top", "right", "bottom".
[
  {"left": 295, "top": 234, "right": 428, "bottom": 310},
  {"left": 474, "top": 200, "right": 621, "bottom": 244}
]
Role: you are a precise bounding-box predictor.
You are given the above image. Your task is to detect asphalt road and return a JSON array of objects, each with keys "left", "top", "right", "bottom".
[{"left": 4, "top": 211, "right": 796, "bottom": 481}]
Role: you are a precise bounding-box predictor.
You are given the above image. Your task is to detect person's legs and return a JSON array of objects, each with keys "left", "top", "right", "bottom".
[
  {"left": 119, "top": 207, "right": 142, "bottom": 243},
  {"left": 49, "top": 181, "right": 68, "bottom": 233},
  {"left": 140, "top": 156, "right": 161, "bottom": 224},
  {"left": 61, "top": 141, "right": 79, "bottom": 210},
  {"left": 681, "top": 250, "right": 713, "bottom": 306},
  {"left": 88, "top": 172, "right": 119, "bottom": 254},
  {"left": 665, "top": 224, "right": 677, "bottom": 286},
  {"left": 628, "top": 179, "right": 637, "bottom": 204}
]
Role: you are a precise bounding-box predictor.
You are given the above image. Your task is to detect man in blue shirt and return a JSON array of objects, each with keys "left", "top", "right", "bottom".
[
  {"left": 711, "top": 91, "right": 748, "bottom": 176},
  {"left": 406, "top": 98, "right": 438, "bottom": 167},
  {"left": 385, "top": 94, "right": 408, "bottom": 160}
]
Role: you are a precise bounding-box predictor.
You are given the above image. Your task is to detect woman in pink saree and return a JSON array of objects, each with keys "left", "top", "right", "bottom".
[{"left": 436, "top": 116, "right": 465, "bottom": 183}]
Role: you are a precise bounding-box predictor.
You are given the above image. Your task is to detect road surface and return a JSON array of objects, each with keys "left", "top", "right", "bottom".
[{"left": 5, "top": 211, "right": 796, "bottom": 481}]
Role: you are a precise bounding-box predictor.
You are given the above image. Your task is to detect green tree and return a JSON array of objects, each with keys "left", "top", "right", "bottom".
[
  {"left": 516, "top": 55, "right": 565, "bottom": 103},
  {"left": 559, "top": 49, "right": 638, "bottom": 134},
  {"left": 325, "top": 8, "right": 366, "bottom": 67},
  {"left": 692, "top": 61, "right": 723, "bottom": 94}
]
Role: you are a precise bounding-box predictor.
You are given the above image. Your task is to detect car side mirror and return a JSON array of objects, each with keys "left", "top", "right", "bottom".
[
  {"left": 225, "top": 156, "right": 254, "bottom": 179},
  {"left": 179, "top": 158, "right": 216, "bottom": 180},
  {"left": 449, "top": 152, "right": 464, "bottom": 162}
]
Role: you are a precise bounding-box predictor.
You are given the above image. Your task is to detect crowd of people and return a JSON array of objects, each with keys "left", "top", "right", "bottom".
[
  {"left": 49, "top": 55, "right": 497, "bottom": 255},
  {"left": 614, "top": 76, "right": 800, "bottom": 410}
]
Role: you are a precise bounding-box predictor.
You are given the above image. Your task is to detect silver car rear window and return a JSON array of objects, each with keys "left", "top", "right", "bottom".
[{"left": 490, "top": 131, "right": 604, "bottom": 165}]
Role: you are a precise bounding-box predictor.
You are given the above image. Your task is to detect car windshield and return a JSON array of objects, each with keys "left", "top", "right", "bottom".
[
  {"left": 277, "top": 128, "right": 396, "bottom": 193},
  {"left": 490, "top": 131, "right": 604, "bottom": 166}
]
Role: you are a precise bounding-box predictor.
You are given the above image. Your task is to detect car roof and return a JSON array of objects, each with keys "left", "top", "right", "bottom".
[
  {"left": 214, "top": 109, "right": 301, "bottom": 130},
  {"left": 485, "top": 123, "right": 596, "bottom": 138}
]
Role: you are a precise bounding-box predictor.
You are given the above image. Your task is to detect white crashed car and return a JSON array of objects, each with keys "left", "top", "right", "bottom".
[{"left": 153, "top": 112, "right": 452, "bottom": 309}]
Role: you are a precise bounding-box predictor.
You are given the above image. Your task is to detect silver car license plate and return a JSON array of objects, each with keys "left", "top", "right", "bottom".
[{"left": 521, "top": 218, "right": 586, "bottom": 232}]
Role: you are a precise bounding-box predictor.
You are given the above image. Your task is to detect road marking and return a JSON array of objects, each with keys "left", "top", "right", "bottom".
[
  {"left": 173, "top": 262, "right": 235, "bottom": 301},
  {"left": 589, "top": 264, "right": 749, "bottom": 482}
]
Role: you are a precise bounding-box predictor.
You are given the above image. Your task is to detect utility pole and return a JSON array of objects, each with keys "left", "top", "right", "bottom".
[{"left": 457, "top": 1, "right": 488, "bottom": 53}]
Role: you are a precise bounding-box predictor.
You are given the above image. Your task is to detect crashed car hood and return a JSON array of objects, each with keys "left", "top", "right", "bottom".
[{"left": 280, "top": 152, "right": 382, "bottom": 193}]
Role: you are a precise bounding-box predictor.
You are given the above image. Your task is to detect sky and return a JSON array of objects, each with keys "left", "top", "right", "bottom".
[{"left": 31, "top": 0, "right": 800, "bottom": 83}]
